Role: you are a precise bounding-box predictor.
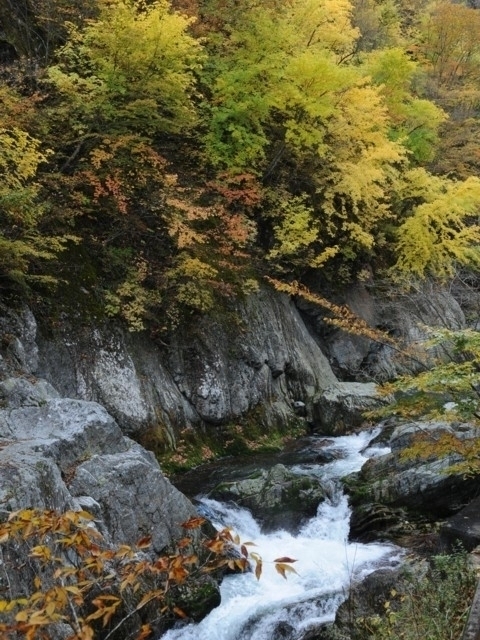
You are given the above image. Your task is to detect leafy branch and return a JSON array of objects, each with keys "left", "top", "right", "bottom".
[{"left": 0, "top": 508, "right": 296, "bottom": 640}]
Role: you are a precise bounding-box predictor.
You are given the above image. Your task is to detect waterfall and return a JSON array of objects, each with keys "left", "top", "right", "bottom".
[{"left": 161, "top": 428, "right": 401, "bottom": 640}]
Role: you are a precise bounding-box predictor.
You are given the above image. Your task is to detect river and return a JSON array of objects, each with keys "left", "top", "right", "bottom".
[{"left": 162, "top": 428, "right": 402, "bottom": 640}]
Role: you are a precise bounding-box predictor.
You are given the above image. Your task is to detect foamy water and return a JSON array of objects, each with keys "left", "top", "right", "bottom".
[{"left": 161, "top": 429, "right": 400, "bottom": 640}]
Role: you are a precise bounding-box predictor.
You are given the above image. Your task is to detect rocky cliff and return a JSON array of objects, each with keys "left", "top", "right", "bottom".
[{"left": 35, "top": 287, "right": 381, "bottom": 441}]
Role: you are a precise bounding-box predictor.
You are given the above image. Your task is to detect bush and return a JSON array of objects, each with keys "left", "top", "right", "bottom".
[{"left": 364, "top": 550, "right": 477, "bottom": 640}]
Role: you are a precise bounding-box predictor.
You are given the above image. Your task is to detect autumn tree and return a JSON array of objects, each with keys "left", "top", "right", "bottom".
[
  {"left": 392, "top": 175, "right": 480, "bottom": 280},
  {"left": 351, "top": 0, "right": 401, "bottom": 52},
  {"left": 365, "top": 48, "right": 446, "bottom": 163},
  {"left": 0, "top": 120, "right": 74, "bottom": 289},
  {"left": 26, "top": 0, "right": 213, "bottom": 327},
  {"left": 198, "top": 0, "right": 479, "bottom": 283},
  {"left": 418, "top": 1, "right": 480, "bottom": 93},
  {"left": 2, "top": 0, "right": 480, "bottom": 331}
]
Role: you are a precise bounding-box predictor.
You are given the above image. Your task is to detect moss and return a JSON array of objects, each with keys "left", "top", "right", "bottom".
[
  {"left": 32, "top": 242, "right": 107, "bottom": 330},
  {"left": 155, "top": 412, "right": 308, "bottom": 475},
  {"left": 342, "top": 475, "right": 374, "bottom": 506},
  {"left": 170, "top": 576, "right": 220, "bottom": 622}
]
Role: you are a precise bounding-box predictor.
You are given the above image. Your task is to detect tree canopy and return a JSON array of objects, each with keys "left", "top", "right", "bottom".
[{"left": 0, "top": 0, "right": 480, "bottom": 329}]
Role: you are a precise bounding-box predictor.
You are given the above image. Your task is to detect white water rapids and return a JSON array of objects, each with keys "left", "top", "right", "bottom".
[{"left": 162, "top": 429, "right": 402, "bottom": 640}]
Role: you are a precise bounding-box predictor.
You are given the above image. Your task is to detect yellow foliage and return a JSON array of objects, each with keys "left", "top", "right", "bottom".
[
  {"left": 393, "top": 176, "right": 480, "bottom": 279},
  {"left": 105, "top": 259, "right": 161, "bottom": 331},
  {"left": 321, "top": 82, "right": 406, "bottom": 256},
  {"left": 48, "top": 0, "right": 204, "bottom": 135},
  {"left": 400, "top": 430, "right": 480, "bottom": 478},
  {"left": 0, "top": 127, "right": 73, "bottom": 286},
  {"left": 286, "top": 0, "right": 359, "bottom": 57},
  {"left": 0, "top": 128, "right": 50, "bottom": 191}
]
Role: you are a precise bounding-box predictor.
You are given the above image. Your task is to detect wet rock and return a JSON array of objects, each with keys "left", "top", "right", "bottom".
[
  {"left": 357, "top": 422, "right": 480, "bottom": 514},
  {"left": 173, "top": 575, "right": 221, "bottom": 622},
  {"left": 349, "top": 503, "right": 413, "bottom": 542},
  {"left": 209, "top": 463, "right": 326, "bottom": 533},
  {"left": 311, "top": 382, "right": 388, "bottom": 435},
  {"left": 441, "top": 496, "right": 480, "bottom": 551},
  {"left": 347, "top": 421, "right": 480, "bottom": 543},
  {"left": 273, "top": 621, "right": 296, "bottom": 638}
]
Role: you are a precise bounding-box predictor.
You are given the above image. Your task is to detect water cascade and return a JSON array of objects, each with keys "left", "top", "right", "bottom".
[{"left": 162, "top": 429, "right": 401, "bottom": 640}]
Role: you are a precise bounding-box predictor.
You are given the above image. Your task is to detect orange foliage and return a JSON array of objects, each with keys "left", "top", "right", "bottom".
[
  {"left": 0, "top": 507, "right": 297, "bottom": 639},
  {"left": 207, "top": 173, "right": 264, "bottom": 208}
]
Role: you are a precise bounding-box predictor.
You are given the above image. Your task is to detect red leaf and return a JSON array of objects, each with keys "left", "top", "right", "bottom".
[
  {"left": 273, "top": 556, "right": 297, "bottom": 563},
  {"left": 181, "top": 516, "right": 206, "bottom": 530},
  {"left": 136, "top": 535, "right": 152, "bottom": 549}
]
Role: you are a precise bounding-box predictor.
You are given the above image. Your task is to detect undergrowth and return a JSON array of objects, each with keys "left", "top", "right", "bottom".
[
  {"left": 144, "top": 420, "right": 307, "bottom": 475},
  {"left": 361, "top": 550, "right": 477, "bottom": 640}
]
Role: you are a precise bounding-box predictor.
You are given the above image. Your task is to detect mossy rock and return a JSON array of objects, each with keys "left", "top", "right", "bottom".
[
  {"left": 173, "top": 575, "right": 221, "bottom": 622},
  {"left": 210, "top": 463, "right": 326, "bottom": 533}
]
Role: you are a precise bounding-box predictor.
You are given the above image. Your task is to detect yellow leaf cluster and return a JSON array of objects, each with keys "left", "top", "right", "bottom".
[{"left": 393, "top": 176, "right": 480, "bottom": 279}]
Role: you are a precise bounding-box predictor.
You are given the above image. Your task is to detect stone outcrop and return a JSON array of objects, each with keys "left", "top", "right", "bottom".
[
  {"left": 352, "top": 422, "right": 480, "bottom": 514},
  {"left": 312, "top": 382, "right": 387, "bottom": 435},
  {"left": 313, "top": 560, "right": 428, "bottom": 640},
  {"left": 0, "top": 377, "right": 197, "bottom": 552},
  {"left": 348, "top": 421, "right": 480, "bottom": 543},
  {"left": 441, "top": 496, "right": 480, "bottom": 551},
  {"left": 0, "top": 375, "right": 219, "bottom": 637}
]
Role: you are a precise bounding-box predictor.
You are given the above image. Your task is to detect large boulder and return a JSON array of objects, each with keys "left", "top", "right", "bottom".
[
  {"left": 209, "top": 463, "right": 326, "bottom": 532},
  {"left": 354, "top": 421, "right": 480, "bottom": 515},
  {"left": 441, "top": 496, "right": 480, "bottom": 551},
  {"left": 348, "top": 421, "right": 480, "bottom": 543},
  {"left": 314, "top": 560, "right": 428, "bottom": 640},
  {"left": 0, "top": 377, "right": 197, "bottom": 552},
  {"left": 0, "top": 376, "right": 219, "bottom": 638},
  {"left": 312, "top": 382, "right": 388, "bottom": 435}
]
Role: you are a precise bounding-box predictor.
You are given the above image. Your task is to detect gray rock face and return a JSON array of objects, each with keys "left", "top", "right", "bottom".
[
  {"left": 36, "top": 287, "right": 375, "bottom": 438},
  {"left": 351, "top": 421, "right": 480, "bottom": 521},
  {"left": 36, "top": 324, "right": 198, "bottom": 442},
  {"left": 0, "top": 304, "right": 38, "bottom": 376},
  {"left": 0, "top": 377, "right": 197, "bottom": 553},
  {"left": 298, "top": 281, "right": 465, "bottom": 382},
  {"left": 0, "top": 376, "right": 221, "bottom": 638},
  {"left": 441, "top": 496, "right": 480, "bottom": 551},
  {"left": 210, "top": 463, "right": 326, "bottom": 532}
]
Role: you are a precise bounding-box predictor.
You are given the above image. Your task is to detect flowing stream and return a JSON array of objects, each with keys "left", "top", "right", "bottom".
[{"left": 162, "top": 429, "right": 402, "bottom": 640}]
